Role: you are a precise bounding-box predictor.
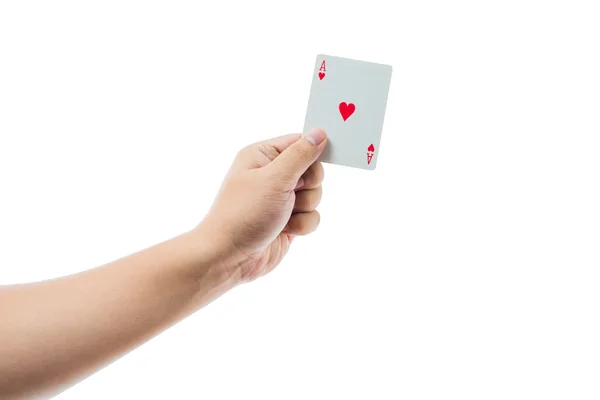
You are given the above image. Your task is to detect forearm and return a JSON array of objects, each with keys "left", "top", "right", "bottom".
[{"left": 0, "top": 226, "right": 242, "bottom": 399}]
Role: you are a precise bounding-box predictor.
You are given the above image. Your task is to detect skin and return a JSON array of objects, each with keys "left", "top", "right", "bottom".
[{"left": 0, "top": 128, "right": 327, "bottom": 400}]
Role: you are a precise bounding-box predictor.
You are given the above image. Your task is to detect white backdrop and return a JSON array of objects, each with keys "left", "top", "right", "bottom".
[{"left": 1, "top": 1, "right": 599, "bottom": 399}]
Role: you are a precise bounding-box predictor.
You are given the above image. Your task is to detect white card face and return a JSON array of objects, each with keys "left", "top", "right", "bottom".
[{"left": 303, "top": 54, "right": 392, "bottom": 170}]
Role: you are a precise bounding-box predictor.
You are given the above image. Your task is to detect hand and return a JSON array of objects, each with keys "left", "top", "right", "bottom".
[
  {"left": 0, "top": 129, "right": 326, "bottom": 398},
  {"left": 200, "top": 128, "right": 327, "bottom": 282}
]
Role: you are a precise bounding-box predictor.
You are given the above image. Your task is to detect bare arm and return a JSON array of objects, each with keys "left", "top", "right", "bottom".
[
  {"left": 0, "top": 228, "right": 242, "bottom": 399},
  {"left": 0, "top": 129, "right": 326, "bottom": 399}
]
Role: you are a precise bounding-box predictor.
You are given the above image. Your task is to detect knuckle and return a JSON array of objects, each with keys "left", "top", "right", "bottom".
[
  {"left": 285, "top": 216, "right": 300, "bottom": 234},
  {"left": 292, "top": 144, "right": 314, "bottom": 162},
  {"left": 295, "top": 218, "right": 311, "bottom": 235},
  {"left": 311, "top": 211, "right": 321, "bottom": 231},
  {"left": 288, "top": 211, "right": 320, "bottom": 235},
  {"left": 304, "top": 162, "right": 324, "bottom": 188},
  {"left": 256, "top": 143, "right": 280, "bottom": 162},
  {"left": 311, "top": 163, "right": 325, "bottom": 186},
  {"left": 310, "top": 187, "right": 323, "bottom": 208},
  {"left": 294, "top": 188, "right": 322, "bottom": 212},
  {"left": 316, "top": 162, "right": 325, "bottom": 183},
  {"left": 304, "top": 213, "right": 319, "bottom": 234},
  {"left": 312, "top": 162, "right": 325, "bottom": 183},
  {"left": 293, "top": 218, "right": 305, "bottom": 233}
]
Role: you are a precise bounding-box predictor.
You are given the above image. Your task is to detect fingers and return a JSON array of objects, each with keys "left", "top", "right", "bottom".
[
  {"left": 267, "top": 128, "right": 327, "bottom": 185},
  {"left": 293, "top": 186, "right": 322, "bottom": 213},
  {"left": 289, "top": 160, "right": 323, "bottom": 236},
  {"left": 235, "top": 134, "right": 303, "bottom": 170},
  {"left": 283, "top": 210, "right": 320, "bottom": 236},
  {"left": 296, "top": 162, "right": 324, "bottom": 191},
  {"left": 259, "top": 133, "right": 303, "bottom": 154},
  {"left": 286, "top": 161, "right": 323, "bottom": 236}
]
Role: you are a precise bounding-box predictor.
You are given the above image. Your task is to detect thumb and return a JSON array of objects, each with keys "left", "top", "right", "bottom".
[{"left": 268, "top": 128, "right": 327, "bottom": 182}]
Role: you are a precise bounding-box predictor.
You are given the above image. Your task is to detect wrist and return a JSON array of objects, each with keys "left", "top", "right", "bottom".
[{"left": 185, "top": 222, "right": 247, "bottom": 288}]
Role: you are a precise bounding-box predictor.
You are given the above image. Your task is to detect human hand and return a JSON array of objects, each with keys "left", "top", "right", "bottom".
[{"left": 200, "top": 128, "right": 327, "bottom": 282}]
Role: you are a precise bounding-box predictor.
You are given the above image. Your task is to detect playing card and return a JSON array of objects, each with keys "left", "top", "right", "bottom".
[{"left": 303, "top": 54, "right": 392, "bottom": 170}]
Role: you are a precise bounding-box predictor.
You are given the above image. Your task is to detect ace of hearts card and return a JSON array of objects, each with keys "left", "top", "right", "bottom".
[{"left": 303, "top": 54, "right": 393, "bottom": 170}]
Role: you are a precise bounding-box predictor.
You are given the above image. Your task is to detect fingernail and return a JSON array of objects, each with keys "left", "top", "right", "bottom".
[
  {"left": 304, "top": 128, "right": 327, "bottom": 146},
  {"left": 295, "top": 177, "right": 305, "bottom": 190}
]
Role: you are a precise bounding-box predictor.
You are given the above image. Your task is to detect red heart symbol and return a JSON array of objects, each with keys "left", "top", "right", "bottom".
[
  {"left": 318, "top": 72, "right": 325, "bottom": 80},
  {"left": 339, "top": 102, "right": 355, "bottom": 121},
  {"left": 368, "top": 143, "right": 375, "bottom": 152}
]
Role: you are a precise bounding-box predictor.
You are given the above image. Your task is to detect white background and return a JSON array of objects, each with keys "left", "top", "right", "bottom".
[{"left": 1, "top": 1, "right": 599, "bottom": 399}]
